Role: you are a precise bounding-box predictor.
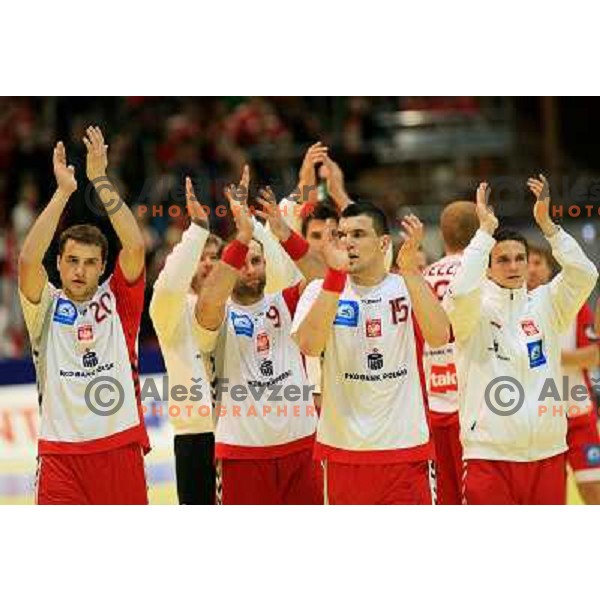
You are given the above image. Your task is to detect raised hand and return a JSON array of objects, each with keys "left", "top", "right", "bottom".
[
  {"left": 294, "top": 142, "right": 329, "bottom": 203},
  {"left": 53, "top": 141, "right": 77, "bottom": 195},
  {"left": 83, "top": 125, "right": 109, "bottom": 181},
  {"left": 322, "top": 226, "right": 349, "bottom": 272},
  {"left": 319, "top": 156, "right": 351, "bottom": 210},
  {"left": 254, "top": 186, "right": 291, "bottom": 241},
  {"left": 186, "top": 177, "right": 209, "bottom": 229},
  {"left": 475, "top": 182, "right": 498, "bottom": 235},
  {"left": 396, "top": 214, "right": 425, "bottom": 274},
  {"left": 225, "top": 165, "right": 254, "bottom": 244},
  {"left": 527, "top": 174, "right": 557, "bottom": 237}
]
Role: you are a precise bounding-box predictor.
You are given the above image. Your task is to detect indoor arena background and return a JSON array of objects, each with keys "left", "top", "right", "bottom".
[{"left": 0, "top": 96, "right": 598, "bottom": 503}]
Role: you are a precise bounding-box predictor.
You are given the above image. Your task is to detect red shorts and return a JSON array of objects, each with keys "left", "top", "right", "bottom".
[
  {"left": 430, "top": 411, "right": 463, "bottom": 505},
  {"left": 464, "top": 454, "right": 566, "bottom": 505},
  {"left": 567, "top": 410, "right": 600, "bottom": 483},
  {"left": 325, "top": 460, "right": 432, "bottom": 505},
  {"left": 220, "top": 449, "right": 323, "bottom": 505},
  {"left": 36, "top": 443, "right": 148, "bottom": 505}
]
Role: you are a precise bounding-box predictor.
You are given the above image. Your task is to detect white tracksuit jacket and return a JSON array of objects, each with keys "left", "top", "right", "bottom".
[{"left": 444, "top": 227, "right": 598, "bottom": 462}]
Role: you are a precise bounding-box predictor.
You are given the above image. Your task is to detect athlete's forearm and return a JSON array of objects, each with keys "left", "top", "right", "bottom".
[
  {"left": 196, "top": 240, "right": 247, "bottom": 331},
  {"left": 403, "top": 271, "right": 450, "bottom": 348},
  {"left": 561, "top": 345, "right": 600, "bottom": 369},
  {"left": 18, "top": 188, "right": 71, "bottom": 302},
  {"left": 295, "top": 269, "right": 346, "bottom": 356},
  {"left": 95, "top": 176, "right": 145, "bottom": 264},
  {"left": 295, "top": 291, "right": 339, "bottom": 356}
]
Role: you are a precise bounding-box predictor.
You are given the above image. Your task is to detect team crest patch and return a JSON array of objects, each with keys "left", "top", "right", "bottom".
[
  {"left": 366, "top": 318, "right": 382, "bottom": 338},
  {"left": 367, "top": 349, "right": 384, "bottom": 371},
  {"left": 585, "top": 444, "right": 600, "bottom": 467},
  {"left": 77, "top": 324, "right": 94, "bottom": 342},
  {"left": 521, "top": 319, "right": 540, "bottom": 336},
  {"left": 53, "top": 298, "right": 77, "bottom": 325},
  {"left": 527, "top": 339, "right": 547, "bottom": 368},
  {"left": 334, "top": 300, "right": 359, "bottom": 327},
  {"left": 231, "top": 312, "right": 254, "bottom": 337}
]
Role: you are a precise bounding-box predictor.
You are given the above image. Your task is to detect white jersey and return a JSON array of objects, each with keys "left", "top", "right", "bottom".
[
  {"left": 291, "top": 273, "right": 432, "bottom": 464},
  {"left": 150, "top": 224, "right": 217, "bottom": 435},
  {"left": 422, "top": 254, "right": 462, "bottom": 414},
  {"left": 199, "top": 284, "right": 317, "bottom": 459},
  {"left": 19, "top": 261, "right": 149, "bottom": 455}
]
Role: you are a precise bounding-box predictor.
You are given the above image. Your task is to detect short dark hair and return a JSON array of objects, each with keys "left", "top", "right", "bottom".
[
  {"left": 528, "top": 244, "right": 560, "bottom": 277},
  {"left": 301, "top": 202, "right": 339, "bottom": 237},
  {"left": 341, "top": 202, "right": 389, "bottom": 235},
  {"left": 58, "top": 224, "right": 109, "bottom": 262},
  {"left": 489, "top": 228, "right": 529, "bottom": 266}
]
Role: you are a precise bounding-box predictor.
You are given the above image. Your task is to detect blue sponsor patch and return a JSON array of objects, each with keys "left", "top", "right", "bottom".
[
  {"left": 585, "top": 444, "right": 600, "bottom": 467},
  {"left": 526, "top": 339, "right": 547, "bottom": 368},
  {"left": 53, "top": 298, "right": 77, "bottom": 325},
  {"left": 231, "top": 312, "right": 254, "bottom": 337},
  {"left": 334, "top": 300, "right": 359, "bottom": 327}
]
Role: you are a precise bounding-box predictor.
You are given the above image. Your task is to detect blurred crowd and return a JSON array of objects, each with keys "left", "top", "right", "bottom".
[{"left": 0, "top": 96, "right": 483, "bottom": 358}]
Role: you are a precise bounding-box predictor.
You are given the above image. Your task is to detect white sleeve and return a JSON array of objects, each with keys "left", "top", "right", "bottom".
[
  {"left": 19, "top": 282, "right": 54, "bottom": 346},
  {"left": 545, "top": 227, "right": 598, "bottom": 333},
  {"left": 252, "top": 218, "right": 303, "bottom": 294},
  {"left": 189, "top": 296, "right": 221, "bottom": 353},
  {"left": 150, "top": 223, "right": 210, "bottom": 342},
  {"left": 276, "top": 197, "right": 303, "bottom": 232},
  {"left": 290, "top": 279, "right": 324, "bottom": 341},
  {"left": 443, "top": 229, "right": 495, "bottom": 342}
]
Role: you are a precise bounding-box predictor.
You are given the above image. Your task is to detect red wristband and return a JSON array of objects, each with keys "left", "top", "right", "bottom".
[
  {"left": 323, "top": 268, "right": 347, "bottom": 293},
  {"left": 281, "top": 230, "right": 309, "bottom": 261},
  {"left": 222, "top": 239, "right": 249, "bottom": 270}
]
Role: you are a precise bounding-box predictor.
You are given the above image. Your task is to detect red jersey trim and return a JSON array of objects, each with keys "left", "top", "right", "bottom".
[
  {"left": 315, "top": 440, "right": 433, "bottom": 465},
  {"left": 429, "top": 409, "right": 460, "bottom": 429},
  {"left": 38, "top": 422, "right": 149, "bottom": 456},
  {"left": 216, "top": 434, "right": 315, "bottom": 459}
]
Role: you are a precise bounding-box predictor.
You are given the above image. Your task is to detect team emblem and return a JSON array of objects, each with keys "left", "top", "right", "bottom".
[
  {"left": 367, "top": 349, "right": 384, "bottom": 371},
  {"left": 82, "top": 351, "right": 99, "bottom": 368},
  {"left": 366, "top": 318, "right": 382, "bottom": 338},
  {"left": 521, "top": 320, "right": 540, "bottom": 336}
]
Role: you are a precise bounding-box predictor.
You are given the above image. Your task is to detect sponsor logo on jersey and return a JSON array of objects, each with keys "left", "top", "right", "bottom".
[
  {"left": 77, "top": 324, "right": 94, "bottom": 342},
  {"left": 585, "top": 444, "right": 600, "bottom": 467},
  {"left": 259, "top": 359, "right": 274, "bottom": 377},
  {"left": 53, "top": 298, "right": 77, "bottom": 325},
  {"left": 367, "top": 349, "right": 384, "bottom": 371},
  {"left": 521, "top": 319, "right": 540, "bottom": 336},
  {"left": 527, "top": 339, "right": 547, "bottom": 368},
  {"left": 82, "top": 351, "right": 99, "bottom": 368},
  {"left": 429, "top": 363, "right": 458, "bottom": 394},
  {"left": 366, "top": 318, "right": 382, "bottom": 338},
  {"left": 334, "top": 300, "right": 359, "bottom": 327},
  {"left": 256, "top": 331, "right": 270, "bottom": 354},
  {"left": 231, "top": 312, "right": 254, "bottom": 337}
]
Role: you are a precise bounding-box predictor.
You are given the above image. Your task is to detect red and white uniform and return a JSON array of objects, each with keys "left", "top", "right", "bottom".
[
  {"left": 198, "top": 284, "right": 320, "bottom": 504},
  {"left": 292, "top": 273, "right": 434, "bottom": 504},
  {"left": 20, "top": 260, "right": 149, "bottom": 504},
  {"left": 422, "top": 254, "right": 463, "bottom": 504},
  {"left": 562, "top": 303, "right": 600, "bottom": 483},
  {"left": 444, "top": 228, "right": 598, "bottom": 504}
]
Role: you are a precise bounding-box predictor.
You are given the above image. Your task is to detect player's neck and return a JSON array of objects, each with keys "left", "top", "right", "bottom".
[
  {"left": 350, "top": 265, "right": 387, "bottom": 287},
  {"left": 232, "top": 291, "right": 264, "bottom": 306},
  {"left": 63, "top": 287, "right": 97, "bottom": 303}
]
